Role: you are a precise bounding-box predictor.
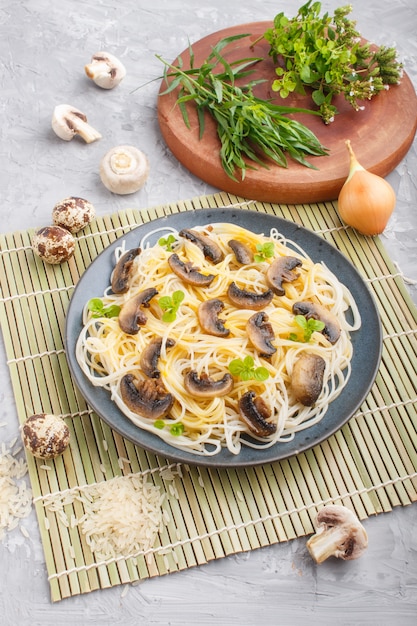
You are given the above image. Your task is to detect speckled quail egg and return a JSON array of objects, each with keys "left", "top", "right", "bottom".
[
  {"left": 52, "top": 196, "right": 96, "bottom": 233},
  {"left": 21, "top": 413, "right": 70, "bottom": 459},
  {"left": 32, "top": 225, "right": 75, "bottom": 264}
]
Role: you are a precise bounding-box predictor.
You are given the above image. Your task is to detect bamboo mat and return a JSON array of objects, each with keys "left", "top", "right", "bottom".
[{"left": 0, "top": 192, "right": 416, "bottom": 602}]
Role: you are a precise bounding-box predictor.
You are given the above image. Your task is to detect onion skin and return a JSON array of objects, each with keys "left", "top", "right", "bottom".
[{"left": 337, "top": 140, "right": 396, "bottom": 236}]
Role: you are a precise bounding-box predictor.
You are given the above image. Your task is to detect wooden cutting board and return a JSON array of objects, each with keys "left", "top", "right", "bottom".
[{"left": 157, "top": 22, "right": 417, "bottom": 204}]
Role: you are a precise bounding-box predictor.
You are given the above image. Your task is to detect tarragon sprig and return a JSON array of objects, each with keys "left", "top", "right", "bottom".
[{"left": 158, "top": 34, "right": 328, "bottom": 181}]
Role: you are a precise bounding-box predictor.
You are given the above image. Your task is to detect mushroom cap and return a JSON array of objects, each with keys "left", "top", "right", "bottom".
[
  {"left": 291, "top": 352, "right": 326, "bottom": 406},
  {"left": 32, "top": 225, "right": 75, "bottom": 264},
  {"left": 111, "top": 247, "right": 141, "bottom": 294},
  {"left": 179, "top": 229, "right": 224, "bottom": 264},
  {"left": 168, "top": 253, "right": 215, "bottom": 287},
  {"left": 140, "top": 337, "right": 175, "bottom": 378},
  {"left": 52, "top": 196, "right": 95, "bottom": 233},
  {"left": 184, "top": 371, "right": 234, "bottom": 398},
  {"left": 118, "top": 287, "right": 158, "bottom": 335},
  {"left": 228, "top": 239, "right": 253, "bottom": 265},
  {"left": 120, "top": 375, "right": 174, "bottom": 419},
  {"left": 99, "top": 145, "right": 149, "bottom": 195},
  {"left": 85, "top": 51, "right": 126, "bottom": 89},
  {"left": 197, "top": 299, "right": 230, "bottom": 337},
  {"left": 246, "top": 312, "right": 276, "bottom": 357},
  {"left": 238, "top": 391, "right": 276, "bottom": 437},
  {"left": 292, "top": 301, "right": 341, "bottom": 344},
  {"left": 21, "top": 413, "right": 70, "bottom": 459},
  {"left": 227, "top": 281, "right": 274, "bottom": 310},
  {"left": 266, "top": 255, "right": 302, "bottom": 296}
]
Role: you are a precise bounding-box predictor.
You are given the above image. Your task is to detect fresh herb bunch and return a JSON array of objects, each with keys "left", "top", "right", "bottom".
[
  {"left": 264, "top": 1, "right": 403, "bottom": 124},
  {"left": 158, "top": 34, "right": 328, "bottom": 180}
]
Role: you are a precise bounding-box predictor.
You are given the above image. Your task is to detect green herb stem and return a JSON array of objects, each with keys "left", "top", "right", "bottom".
[
  {"left": 264, "top": 1, "right": 403, "bottom": 123},
  {"left": 158, "top": 34, "right": 328, "bottom": 180}
]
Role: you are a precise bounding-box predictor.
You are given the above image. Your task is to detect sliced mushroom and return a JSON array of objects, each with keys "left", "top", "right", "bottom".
[
  {"left": 179, "top": 229, "right": 224, "bottom": 264},
  {"left": 118, "top": 287, "right": 158, "bottom": 335},
  {"left": 266, "top": 256, "right": 302, "bottom": 296},
  {"left": 120, "top": 374, "right": 174, "bottom": 419},
  {"left": 246, "top": 312, "right": 276, "bottom": 357},
  {"left": 85, "top": 51, "right": 126, "bottom": 89},
  {"left": 227, "top": 281, "right": 274, "bottom": 310},
  {"left": 168, "top": 253, "right": 215, "bottom": 287},
  {"left": 306, "top": 505, "right": 368, "bottom": 563},
  {"left": 291, "top": 353, "right": 326, "bottom": 406},
  {"left": 184, "top": 371, "right": 234, "bottom": 398},
  {"left": 292, "top": 301, "right": 341, "bottom": 344},
  {"left": 140, "top": 337, "right": 175, "bottom": 378},
  {"left": 238, "top": 391, "right": 277, "bottom": 437},
  {"left": 228, "top": 239, "right": 253, "bottom": 265},
  {"left": 198, "top": 299, "right": 230, "bottom": 337},
  {"left": 51, "top": 104, "right": 101, "bottom": 143},
  {"left": 111, "top": 248, "right": 141, "bottom": 294}
]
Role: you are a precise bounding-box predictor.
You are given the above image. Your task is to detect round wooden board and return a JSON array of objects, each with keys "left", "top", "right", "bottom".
[{"left": 157, "top": 22, "right": 417, "bottom": 204}]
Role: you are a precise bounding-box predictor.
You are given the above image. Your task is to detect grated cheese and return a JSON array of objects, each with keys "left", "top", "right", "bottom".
[{"left": 0, "top": 441, "right": 32, "bottom": 541}]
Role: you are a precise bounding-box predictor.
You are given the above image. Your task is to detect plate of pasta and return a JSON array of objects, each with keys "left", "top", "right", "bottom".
[{"left": 65, "top": 208, "right": 382, "bottom": 467}]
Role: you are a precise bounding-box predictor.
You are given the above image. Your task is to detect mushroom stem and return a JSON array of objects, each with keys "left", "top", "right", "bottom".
[{"left": 307, "top": 525, "right": 355, "bottom": 564}]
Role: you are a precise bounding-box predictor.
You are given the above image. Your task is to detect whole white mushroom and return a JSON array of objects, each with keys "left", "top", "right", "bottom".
[{"left": 99, "top": 145, "right": 150, "bottom": 195}]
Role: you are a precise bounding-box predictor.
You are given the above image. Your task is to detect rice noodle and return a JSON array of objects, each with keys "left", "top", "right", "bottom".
[{"left": 76, "top": 223, "right": 360, "bottom": 456}]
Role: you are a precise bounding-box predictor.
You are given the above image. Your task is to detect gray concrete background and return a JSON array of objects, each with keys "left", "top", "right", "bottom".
[{"left": 1, "top": 0, "right": 416, "bottom": 624}]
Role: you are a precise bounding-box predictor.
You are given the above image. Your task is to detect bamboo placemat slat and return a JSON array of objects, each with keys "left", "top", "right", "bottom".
[{"left": 0, "top": 193, "right": 416, "bottom": 602}]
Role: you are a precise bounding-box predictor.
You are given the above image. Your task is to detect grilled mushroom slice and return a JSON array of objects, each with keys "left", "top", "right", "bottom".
[
  {"left": 140, "top": 337, "right": 175, "bottom": 378},
  {"left": 227, "top": 282, "right": 274, "bottom": 311},
  {"left": 246, "top": 312, "right": 276, "bottom": 357},
  {"left": 198, "top": 299, "right": 230, "bottom": 337},
  {"left": 168, "top": 253, "right": 215, "bottom": 287},
  {"left": 111, "top": 248, "right": 141, "bottom": 294},
  {"left": 184, "top": 371, "right": 234, "bottom": 398},
  {"left": 120, "top": 374, "right": 174, "bottom": 419},
  {"left": 118, "top": 287, "right": 158, "bottom": 335},
  {"left": 238, "top": 391, "right": 277, "bottom": 437},
  {"left": 228, "top": 239, "right": 253, "bottom": 265},
  {"left": 291, "top": 353, "right": 326, "bottom": 406},
  {"left": 228, "top": 282, "right": 274, "bottom": 310},
  {"left": 292, "top": 301, "right": 341, "bottom": 344},
  {"left": 179, "top": 229, "right": 224, "bottom": 264},
  {"left": 266, "top": 256, "right": 302, "bottom": 296}
]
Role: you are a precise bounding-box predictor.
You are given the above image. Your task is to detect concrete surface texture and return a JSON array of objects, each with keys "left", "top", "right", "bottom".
[{"left": 0, "top": 0, "right": 416, "bottom": 624}]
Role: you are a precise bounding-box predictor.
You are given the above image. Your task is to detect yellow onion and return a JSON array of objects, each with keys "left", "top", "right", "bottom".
[{"left": 337, "top": 140, "right": 396, "bottom": 236}]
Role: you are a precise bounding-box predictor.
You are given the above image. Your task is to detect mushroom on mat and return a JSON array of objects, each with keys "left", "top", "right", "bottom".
[{"left": 307, "top": 504, "right": 368, "bottom": 563}]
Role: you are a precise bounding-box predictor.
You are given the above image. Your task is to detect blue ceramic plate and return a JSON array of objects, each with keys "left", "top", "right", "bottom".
[{"left": 65, "top": 208, "right": 382, "bottom": 467}]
